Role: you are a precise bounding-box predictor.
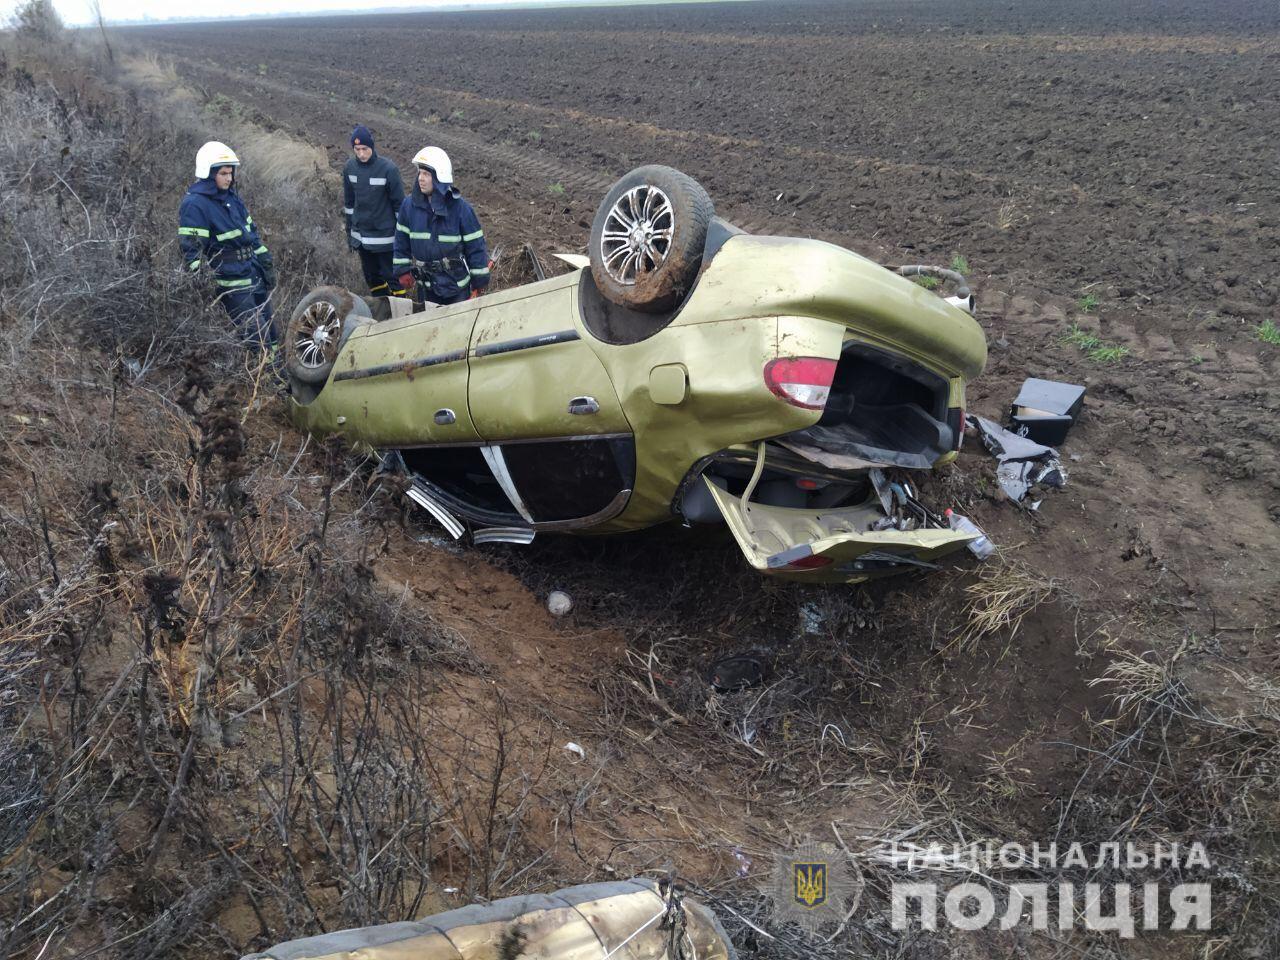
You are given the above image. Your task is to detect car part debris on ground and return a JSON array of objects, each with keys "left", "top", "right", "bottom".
[
  {"left": 944, "top": 509, "right": 997, "bottom": 559},
  {"left": 522, "top": 241, "right": 547, "bottom": 282},
  {"left": 1010, "top": 376, "right": 1086, "bottom": 445},
  {"left": 242, "top": 877, "right": 737, "bottom": 960},
  {"left": 967, "top": 414, "right": 1068, "bottom": 503}
]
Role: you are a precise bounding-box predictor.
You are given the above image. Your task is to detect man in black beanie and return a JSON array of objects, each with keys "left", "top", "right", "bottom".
[{"left": 342, "top": 124, "right": 405, "bottom": 297}]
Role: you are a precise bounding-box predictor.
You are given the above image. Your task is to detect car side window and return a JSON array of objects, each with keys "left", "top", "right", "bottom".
[{"left": 499, "top": 438, "right": 635, "bottom": 523}]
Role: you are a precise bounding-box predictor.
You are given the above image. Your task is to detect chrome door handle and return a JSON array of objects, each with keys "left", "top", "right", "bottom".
[
  {"left": 568, "top": 396, "right": 600, "bottom": 416},
  {"left": 434, "top": 408, "right": 456, "bottom": 425}
]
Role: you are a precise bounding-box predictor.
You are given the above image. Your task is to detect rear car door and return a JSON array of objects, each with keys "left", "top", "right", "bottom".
[{"left": 467, "top": 282, "right": 635, "bottom": 526}]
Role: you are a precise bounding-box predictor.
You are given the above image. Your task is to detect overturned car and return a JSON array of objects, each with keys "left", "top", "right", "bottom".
[{"left": 283, "top": 165, "right": 987, "bottom": 583}]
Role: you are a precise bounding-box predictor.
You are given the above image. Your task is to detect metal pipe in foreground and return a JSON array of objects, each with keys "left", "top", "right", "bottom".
[
  {"left": 894, "top": 264, "right": 973, "bottom": 302},
  {"left": 241, "top": 878, "right": 738, "bottom": 960}
]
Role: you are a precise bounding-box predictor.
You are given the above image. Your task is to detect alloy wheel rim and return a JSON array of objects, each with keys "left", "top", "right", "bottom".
[
  {"left": 599, "top": 184, "right": 675, "bottom": 285},
  {"left": 294, "top": 301, "right": 341, "bottom": 369}
]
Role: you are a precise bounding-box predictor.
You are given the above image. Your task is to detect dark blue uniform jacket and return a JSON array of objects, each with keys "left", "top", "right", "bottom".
[
  {"left": 177, "top": 176, "right": 268, "bottom": 291},
  {"left": 392, "top": 182, "right": 489, "bottom": 302}
]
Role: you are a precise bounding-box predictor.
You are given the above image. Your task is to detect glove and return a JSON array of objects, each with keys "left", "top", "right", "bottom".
[
  {"left": 398, "top": 273, "right": 415, "bottom": 291},
  {"left": 258, "top": 251, "right": 277, "bottom": 290},
  {"left": 469, "top": 289, "right": 481, "bottom": 300},
  {"left": 347, "top": 235, "right": 361, "bottom": 252}
]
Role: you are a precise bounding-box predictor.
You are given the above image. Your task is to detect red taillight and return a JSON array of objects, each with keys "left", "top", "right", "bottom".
[
  {"left": 787, "top": 555, "right": 834, "bottom": 570},
  {"left": 764, "top": 357, "right": 837, "bottom": 410},
  {"left": 767, "top": 545, "right": 837, "bottom": 571}
]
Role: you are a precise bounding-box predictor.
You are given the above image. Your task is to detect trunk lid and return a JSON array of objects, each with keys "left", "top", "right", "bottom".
[{"left": 703, "top": 478, "right": 975, "bottom": 583}]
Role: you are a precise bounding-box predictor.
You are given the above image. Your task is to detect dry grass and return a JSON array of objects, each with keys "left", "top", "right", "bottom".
[
  {"left": 1088, "top": 643, "right": 1187, "bottom": 718},
  {"left": 120, "top": 49, "right": 184, "bottom": 94},
  {"left": 121, "top": 51, "right": 332, "bottom": 194},
  {"left": 948, "top": 559, "right": 1059, "bottom": 655},
  {"left": 994, "top": 200, "right": 1029, "bottom": 232},
  {"left": 0, "top": 38, "right": 545, "bottom": 959}
]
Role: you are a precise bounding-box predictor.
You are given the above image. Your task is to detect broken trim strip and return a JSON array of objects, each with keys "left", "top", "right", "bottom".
[
  {"left": 332, "top": 347, "right": 466, "bottom": 383},
  {"left": 480, "top": 446, "right": 534, "bottom": 523},
  {"left": 474, "top": 329, "right": 580, "bottom": 358}
]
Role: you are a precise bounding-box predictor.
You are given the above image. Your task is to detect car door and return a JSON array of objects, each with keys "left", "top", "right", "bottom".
[
  {"left": 701, "top": 479, "right": 976, "bottom": 583},
  {"left": 327, "top": 304, "right": 482, "bottom": 447},
  {"left": 467, "top": 281, "right": 635, "bottom": 526}
]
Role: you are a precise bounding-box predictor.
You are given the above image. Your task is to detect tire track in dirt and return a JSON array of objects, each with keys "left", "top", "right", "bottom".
[
  {"left": 275, "top": 26, "right": 1280, "bottom": 56},
  {"left": 170, "top": 57, "right": 809, "bottom": 241},
  {"left": 179, "top": 45, "right": 1279, "bottom": 263},
  {"left": 178, "top": 60, "right": 617, "bottom": 197},
  {"left": 173, "top": 55, "right": 1043, "bottom": 242}
]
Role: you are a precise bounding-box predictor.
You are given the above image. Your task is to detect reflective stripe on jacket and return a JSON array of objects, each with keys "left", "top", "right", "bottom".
[
  {"left": 178, "top": 177, "right": 267, "bottom": 283},
  {"left": 342, "top": 152, "right": 404, "bottom": 250},
  {"left": 392, "top": 184, "right": 489, "bottom": 302}
]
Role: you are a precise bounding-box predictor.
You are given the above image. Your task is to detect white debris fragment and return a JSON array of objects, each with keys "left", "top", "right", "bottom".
[
  {"left": 547, "top": 590, "right": 573, "bottom": 616},
  {"left": 564, "top": 741, "right": 586, "bottom": 760},
  {"left": 799, "top": 600, "right": 826, "bottom": 637}
]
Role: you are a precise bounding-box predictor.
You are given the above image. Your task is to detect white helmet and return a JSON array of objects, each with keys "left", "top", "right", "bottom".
[
  {"left": 411, "top": 145, "right": 452, "bottom": 184},
  {"left": 195, "top": 140, "right": 240, "bottom": 179}
]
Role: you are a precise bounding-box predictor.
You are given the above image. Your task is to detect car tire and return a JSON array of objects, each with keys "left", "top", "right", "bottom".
[
  {"left": 283, "top": 286, "right": 371, "bottom": 386},
  {"left": 589, "top": 165, "right": 714, "bottom": 314}
]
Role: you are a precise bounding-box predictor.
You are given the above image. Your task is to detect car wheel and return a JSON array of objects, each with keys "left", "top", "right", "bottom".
[
  {"left": 283, "top": 286, "right": 371, "bottom": 386},
  {"left": 589, "top": 165, "right": 714, "bottom": 314}
]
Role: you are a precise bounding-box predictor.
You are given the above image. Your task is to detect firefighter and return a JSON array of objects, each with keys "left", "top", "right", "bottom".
[
  {"left": 342, "top": 124, "right": 405, "bottom": 297},
  {"left": 393, "top": 146, "right": 489, "bottom": 305},
  {"left": 178, "top": 141, "right": 276, "bottom": 349}
]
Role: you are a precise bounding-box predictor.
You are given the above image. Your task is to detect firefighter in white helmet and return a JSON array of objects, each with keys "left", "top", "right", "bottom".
[
  {"left": 392, "top": 146, "right": 489, "bottom": 305},
  {"left": 178, "top": 141, "right": 277, "bottom": 349}
]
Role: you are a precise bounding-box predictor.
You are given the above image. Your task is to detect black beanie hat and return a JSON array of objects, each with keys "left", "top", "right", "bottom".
[{"left": 351, "top": 125, "right": 375, "bottom": 150}]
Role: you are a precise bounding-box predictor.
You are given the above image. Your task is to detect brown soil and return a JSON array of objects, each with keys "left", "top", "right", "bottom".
[{"left": 90, "top": 1, "right": 1280, "bottom": 954}]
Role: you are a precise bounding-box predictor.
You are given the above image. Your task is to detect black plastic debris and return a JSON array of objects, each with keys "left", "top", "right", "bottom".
[
  {"left": 709, "top": 653, "right": 768, "bottom": 693},
  {"left": 1009, "top": 377, "right": 1086, "bottom": 445},
  {"left": 967, "top": 414, "right": 1068, "bottom": 503}
]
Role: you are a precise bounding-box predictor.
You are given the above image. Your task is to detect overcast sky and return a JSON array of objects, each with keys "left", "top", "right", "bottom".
[{"left": 2, "top": 0, "right": 533, "bottom": 27}]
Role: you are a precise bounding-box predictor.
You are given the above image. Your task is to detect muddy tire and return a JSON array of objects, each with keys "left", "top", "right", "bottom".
[
  {"left": 589, "top": 165, "right": 713, "bottom": 314},
  {"left": 283, "top": 286, "right": 371, "bottom": 386}
]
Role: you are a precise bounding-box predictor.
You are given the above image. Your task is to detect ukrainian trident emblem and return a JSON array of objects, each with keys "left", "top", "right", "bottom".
[
  {"left": 794, "top": 861, "right": 827, "bottom": 908},
  {"left": 770, "top": 839, "right": 862, "bottom": 935}
]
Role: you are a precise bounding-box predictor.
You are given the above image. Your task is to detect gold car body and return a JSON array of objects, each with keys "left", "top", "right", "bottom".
[{"left": 289, "top": 235, "right": 987, "bottom": 582}]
